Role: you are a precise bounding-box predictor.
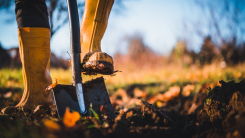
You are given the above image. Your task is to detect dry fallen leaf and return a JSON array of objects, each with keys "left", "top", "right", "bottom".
[
  {"left": 182, "top": 84, "right": 195, "bottom": 97},
  {"left": 146, "top": 96, "right": 158, "bottom": 104},
  {"left": 117, "top": 88, "right": 127, "bottom": 97},
  {"left": 45, "top": 78, "right": 58, "bottom": 91},
  {"left": 100, "top": 105, "right": 109, "bottom": 114},
  {"left": 188, "top": 103, "right": 198, "bottom": 114},
  {"left": 63, "top": 108, "right": 80, "bottom": 128},
  {"left": 3, "top": 91, "right": 12, "bottom": 98},
  {"left": 158, "top": 86, "right": 180, "bottom": 102},
  {"left": 133, "top": 88, "right": 146, "bottom": 98},
  {"left": 116, "top": 88, "right": 130, "bottom": 103},
  {"left": 126, "top": 111, "right": 133, "bottom": 119},
  {"left": 69, "top": 60, "right": 71, "bottom": 66},
  {"left": 125, "top": 99, "right": 142, "bottom": 108},
  {"left": 156, "top": 101, "right": 163, "bottom": 108},
  {"left": 44, "top": 119, "right": 61, "bottom": 131}
]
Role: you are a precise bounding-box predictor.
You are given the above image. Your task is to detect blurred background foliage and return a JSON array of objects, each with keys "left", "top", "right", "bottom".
[{"left": 1, "top": 1, "right": 245, "bottom": 137}]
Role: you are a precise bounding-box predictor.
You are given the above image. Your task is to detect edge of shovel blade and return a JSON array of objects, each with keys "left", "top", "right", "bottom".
[{"left": 53, "top": 85, "right": 80, "bottom": 117}]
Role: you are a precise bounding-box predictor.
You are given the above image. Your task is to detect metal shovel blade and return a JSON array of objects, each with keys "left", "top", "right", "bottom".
[
  {"left": 53, "top": 77, "right": 115, "bottom": 118},
  {"left": 53, "top": 85, "right": 80, "bottom": 117}
]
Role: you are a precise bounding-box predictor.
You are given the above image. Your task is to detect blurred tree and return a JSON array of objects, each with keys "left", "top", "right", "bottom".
[
  {"left": 114, "top": 34, "right": 165, "bottom": 70},
  {"left": 171, "top": 41, "right": 186, "bottom": 59},
  {"left": 169, "top": 40, "right": 195, "bottom": 66},
  {"left": 0, "top": 43, "right": 11, "bottom": 68},
  {"left": 0, "top": 0, "right": 125, "bottom": 38},
  {"left": 184, "top": 0, "right": 245, "bottom": 65},
  {"left": 194, "top": 0, "right": 245, "bottom": 46},
  {"left": 127, "top": 35, "right": 155, "bottom": 63},
  {"left": 198, "top": 36, "right": 219, "bottom": 65}
]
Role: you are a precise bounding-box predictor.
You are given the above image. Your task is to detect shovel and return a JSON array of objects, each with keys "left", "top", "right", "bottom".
[{"left": 52, "top": 0, "right": 115, "bottom": 118}]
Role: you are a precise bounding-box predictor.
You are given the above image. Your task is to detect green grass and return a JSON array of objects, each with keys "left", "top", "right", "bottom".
[
  {"left": 0, "top": 68, "right": 23, "bottom": 88},
  {"left": 0, "top": 64, "right": 245, "bottom": 99}
]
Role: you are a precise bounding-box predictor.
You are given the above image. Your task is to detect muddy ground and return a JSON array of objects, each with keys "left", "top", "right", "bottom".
[{"left": 1, "top": 80, "right": 245, "bottom": 138}]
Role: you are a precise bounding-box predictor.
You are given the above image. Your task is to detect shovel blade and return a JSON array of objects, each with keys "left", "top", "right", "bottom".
[
  {"left": 53, "top": 85, "right": 80, "bottom": 117},
  {"left": 53, "top": 77, "right": 115, "bottom": 118},
  {"left": 83, "top": 77, "right": 115, "bottom": 118}
]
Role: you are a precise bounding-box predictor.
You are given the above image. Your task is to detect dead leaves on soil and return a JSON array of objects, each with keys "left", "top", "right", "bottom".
[
  {"left": 45, "top": 78, "right": 58, "bottom": 91},
  {"left": 182, "top": 84, "right": 195, "bottom": 97},
  {"left": 110, "top": 82, "right": 215, "bottom": 110},
  {"left": 44, "top": 119, "right": 61, "bottom": 131},
  {"left": 44, "top": 78, "right": 58, "bottom": 97},
  {"left": 110, "top": 86, "right": 183, "bottom": 110},
  {"left": 157, "top": 86, "right": 180, "bottom": 102}
]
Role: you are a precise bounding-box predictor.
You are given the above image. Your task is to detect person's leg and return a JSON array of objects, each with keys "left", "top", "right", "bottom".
[
  {"left": 80, "top": 0, "right": 114, "bottom": 75},
  {"left": 2, "top": 0, "right": 53, "bottom": 112},
  {"left": 15, "top": 0, "right": 50, "bottom": 28}
]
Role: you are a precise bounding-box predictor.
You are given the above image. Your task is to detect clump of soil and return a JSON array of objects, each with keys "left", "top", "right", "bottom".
[
  {"left": 195, "top": 80, "right": 245, "bottom": 138},
  {"left": 81, "top": 60, "right": 114, "bottom": 75}
]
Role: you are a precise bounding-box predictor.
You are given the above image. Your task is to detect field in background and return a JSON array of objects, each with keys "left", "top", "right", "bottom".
[
  {"left": 1, "top": 35, "right": 245, "bottom": 106},
  {"left": 1, "top": 37, "right": 245, "bottom": 111},
  {"left": 1, "top": 62, "right": 245, "bottom": 109}
]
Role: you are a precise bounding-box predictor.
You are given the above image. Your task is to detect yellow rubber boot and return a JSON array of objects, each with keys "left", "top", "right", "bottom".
[
  {"left": 2, "top": 28, "right": 54, "bottom": 113},
  {"left": 80, "top": 0, "right": 114, "bottom": 75}
]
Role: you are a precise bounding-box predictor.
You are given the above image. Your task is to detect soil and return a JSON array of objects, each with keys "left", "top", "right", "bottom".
[
  {"left": 1, "top": 80, "right": 245, "bottom": 138},
  {"left": 81, "top": 60, "right": 114, "bottom": 75}
]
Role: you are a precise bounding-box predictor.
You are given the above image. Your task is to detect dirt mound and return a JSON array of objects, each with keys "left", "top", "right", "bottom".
[{"left": 196, "top": 80, "right": 245, "bottom": 138}]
